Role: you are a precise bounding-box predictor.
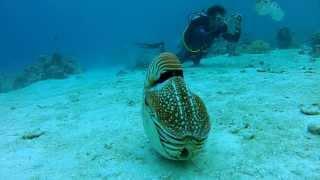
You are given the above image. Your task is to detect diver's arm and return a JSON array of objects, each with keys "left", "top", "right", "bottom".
[
  {"left": 222, "top": 14, "right": 242, "bottom": 43},
  {"left": 222, "top": 30, "right": 241, "bottom": 42}
]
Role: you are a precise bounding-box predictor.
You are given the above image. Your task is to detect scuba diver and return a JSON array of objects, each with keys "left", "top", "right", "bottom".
[
  {"left": 136, "top": 5, "right": 242, "bottom": 66},
  {"left": 178, "top": 5, "right": 242, "bottom": 65}
]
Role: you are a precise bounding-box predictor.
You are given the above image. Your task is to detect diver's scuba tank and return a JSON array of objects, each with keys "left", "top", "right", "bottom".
[
  {"left": 187, "top": 10, "right": 207, "bottom": 23},
  {"left": 183, "top": 10, "right": 209, "bottom": 53}
]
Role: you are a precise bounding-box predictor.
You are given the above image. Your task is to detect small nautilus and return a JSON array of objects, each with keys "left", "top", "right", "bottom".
[{"left": 142, "top": 52, "right": 211, "bottom": 160}]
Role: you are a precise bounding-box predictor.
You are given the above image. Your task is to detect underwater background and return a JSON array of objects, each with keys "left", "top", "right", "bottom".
[
  {"left": 1, "top": 0, "right": 320, "bottom": 179},
  {"left": 1, "top": 0, "right": 320, "bottom": 72}
]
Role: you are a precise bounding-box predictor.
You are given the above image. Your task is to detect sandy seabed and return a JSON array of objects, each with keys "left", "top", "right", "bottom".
[{"left": 0, "top": 49, "right": 319, "bottom": 179}]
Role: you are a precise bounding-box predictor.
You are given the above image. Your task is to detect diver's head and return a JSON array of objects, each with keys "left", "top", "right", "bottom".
[{"left": 206, "top": 5, "right": 226, "bottom": 31}]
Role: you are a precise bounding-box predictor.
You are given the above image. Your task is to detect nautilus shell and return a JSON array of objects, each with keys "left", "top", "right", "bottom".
[{"left": 142, "top": 52, "right": 211, "bottom": 160}]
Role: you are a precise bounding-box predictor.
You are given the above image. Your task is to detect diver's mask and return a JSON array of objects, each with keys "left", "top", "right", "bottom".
[{"left": 209, "top": 14, "right": 226, "bottom": 32}]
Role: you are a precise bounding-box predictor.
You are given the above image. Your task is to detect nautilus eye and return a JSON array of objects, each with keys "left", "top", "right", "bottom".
[{"left": 142, "top": 52, "right": 211, "bottom": 160}]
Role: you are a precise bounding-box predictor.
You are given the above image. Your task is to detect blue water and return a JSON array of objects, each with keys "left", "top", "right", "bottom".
[
  {"left": 1, "top": 1, "right": 320, "bottom": 179},
  {"left": 0, "top": 0, "right": 319, "bottom": 72}
]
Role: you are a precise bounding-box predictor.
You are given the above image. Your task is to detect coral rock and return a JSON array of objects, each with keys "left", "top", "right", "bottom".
[
  {"left": 277, "top": 27, "right": 293, "bottom": 49},
  {"left": 300, "top": 104, "right": 320, "bottom": 116},
  {"left": 311, "top": 32, "right": 320, "bottom": 58},
  {"left": 308, "top": 123, "right": 320, "bottom": 135},
  {"left": 13, "top": 53, "right": 82, "bottom": 90},
  {"left": 239, "top": 40, "right": 271, "bottom": 54}
]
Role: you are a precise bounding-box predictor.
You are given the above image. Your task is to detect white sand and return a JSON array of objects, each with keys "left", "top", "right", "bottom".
[{"left": 0, "top": 49, "right": 319, "bottom": 179}]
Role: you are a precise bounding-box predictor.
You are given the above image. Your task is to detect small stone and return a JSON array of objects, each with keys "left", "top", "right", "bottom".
[
  {"left": 300, "top": 104, "right": 320, "bottom": 115},
  {"left": 116, "top": 70, "right": 128, "bottom": 76},
  {"left": 301, "top": 66, "right": 307, "bottom": 70},
  {"left": 91, "top": 155, "right": 100, "bottom": 161},
  {"left": 104, "top": 143, "right": 113, "bottom": 150},
  {"left": 37, "top": 105, "right": 47, "bottom": 109},
  {"left": 244, "top": 123, "right": 250, "bottom": 129},
  {"left": 69, "top": 94, "right": 80, "bottom": 103},
  {"left": 304, "top": 71, "right": 316, "bottom": 74},
  {"left": 307, "top": 123, "right": 320, "bottom": 135},
  {"left": 270, "top": 70, "right": 286, "bottom": 74},
  {"left": 127, "top": 100, "right": 135, "bottom": 107},
  {"left": 240, "top": 69, "right": 246, "bottom": 73},
  {"left": 256, "top": 68, "right": 267, "bottom": 73},
  {"left": 22, "top": 131, "right": 45, "bottom": 140},
  {"left": 243, "top": 133, "right": 255, "bottom": 140},
  {"left": 230, "top": 128, "right": 240, "bottom": 134},
  {"left": 10, "top": 107, "right": 16, "bottom": 110},
  {"left": 246, "top": 64, "right": 255, "bottom": 68},
  {"left": 310, "top": 58, "right": 317, "bottom": 62}
]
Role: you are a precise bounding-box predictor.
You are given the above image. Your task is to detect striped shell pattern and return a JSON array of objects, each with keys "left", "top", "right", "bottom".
[{"left": 142, "top": 52, "right": 211, "bottom": 160}]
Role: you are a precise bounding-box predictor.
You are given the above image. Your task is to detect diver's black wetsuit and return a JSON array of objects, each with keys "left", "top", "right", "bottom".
[{"left": 178, "top": 14, "right": 241, "bottom": 65}]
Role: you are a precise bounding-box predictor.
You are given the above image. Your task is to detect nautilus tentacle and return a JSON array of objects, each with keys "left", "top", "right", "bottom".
[{"left": 142, "top": 52, "right": 211, "bottom": 160}]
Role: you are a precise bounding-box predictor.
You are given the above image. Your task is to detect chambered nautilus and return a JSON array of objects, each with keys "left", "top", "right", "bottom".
[{"left": 142, "top": 52, "right": 211, "bottom": 160}]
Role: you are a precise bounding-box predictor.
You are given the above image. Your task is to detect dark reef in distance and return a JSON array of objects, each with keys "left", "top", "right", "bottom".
[
  {"left": 276, "top": 27, "right": 293, "bottom": 49},
  {"left": 0, "top": 53, "right": 82, "bottom": 93},
  {"left": 13, "top": 53, "right": 82, "bottom": 90},
  {"left": 311, "top": 32, "right": 320, "bottom": 58}
]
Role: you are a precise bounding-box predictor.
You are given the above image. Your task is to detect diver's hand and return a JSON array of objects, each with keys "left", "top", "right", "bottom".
[
  {"left": 231, "top": 13, "right": 242, "bottom": 22},
  {"left": 231, "top": 13, "right": 242, "bottom": 30}
]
